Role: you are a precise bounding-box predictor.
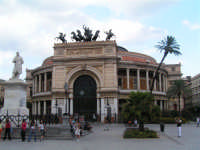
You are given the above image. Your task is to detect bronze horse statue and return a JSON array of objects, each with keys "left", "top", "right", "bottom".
[
  {"left": 105, "top": 29, "right": 114, "bottom": 40},
  {"left": 71, "top": 32, "right": 81, "bottom": 41},
  {"left": 83, "top": 25, "right": 93, "bottom": 41},
  {"left": 92, "top": 30, "right": 100, "bottom": 41},
  {"left": 77, "top": 30, "right": 84, "bottom": 41},
  {"left": 56, "top": 32, "right": 67, "bottom": 43}
]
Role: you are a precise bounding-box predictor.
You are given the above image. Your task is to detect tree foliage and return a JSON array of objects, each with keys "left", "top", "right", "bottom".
[
  {"left": 167, "top": 79, "right": 192, "bottom": 116},
  {"left": 121, "top": 92, "right": 160, "bottom": 124},
  {"left": 150, "top": 35, "right": 181, "bottom": 93}
]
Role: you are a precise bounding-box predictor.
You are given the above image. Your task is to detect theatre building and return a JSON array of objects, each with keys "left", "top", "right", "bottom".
[{"left": 26, "top": 40, "right": 182, "bottom": 121}]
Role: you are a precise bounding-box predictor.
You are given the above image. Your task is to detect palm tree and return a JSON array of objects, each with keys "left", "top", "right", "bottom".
[
  {"left": 167, "top": 79, "right": 192, "bottom": 117},
  {"left": 150, "top": 35, "right": 181, "bottom": 94}
]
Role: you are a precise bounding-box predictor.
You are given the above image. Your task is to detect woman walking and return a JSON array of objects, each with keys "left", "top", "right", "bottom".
[
  {"left": 39, "top": 120, "right": 46, "bottom": 141},
  {"left": 28, "top": 120, "right": 37, "bottom": 142},
  {"left": 21, "top": 119, "right": 27, "bottom": 142}
]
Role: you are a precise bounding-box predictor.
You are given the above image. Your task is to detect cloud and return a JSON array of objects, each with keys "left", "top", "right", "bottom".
[
  {"left": 0, "top": 0, "right": 171, "bottom": 80},
  {"left": 0, "top": 50, "right": 15, "bottom": 80},
  {"left": 182, "top": 20, "right": 200, "bottom": 30}
]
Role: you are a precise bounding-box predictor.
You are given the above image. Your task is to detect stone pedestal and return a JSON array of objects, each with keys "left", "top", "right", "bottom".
[{"left": 0, "top": 79, "right": 29, "bottom": 116}]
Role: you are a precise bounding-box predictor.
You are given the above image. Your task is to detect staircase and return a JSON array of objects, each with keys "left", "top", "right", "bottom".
[{"left": 8, "top": 127, "right": 73, "bottom": 140}]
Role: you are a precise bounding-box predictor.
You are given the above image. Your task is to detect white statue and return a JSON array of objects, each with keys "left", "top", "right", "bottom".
[{"left": 12, "top": 52, "right": 24, "bottom": 79}]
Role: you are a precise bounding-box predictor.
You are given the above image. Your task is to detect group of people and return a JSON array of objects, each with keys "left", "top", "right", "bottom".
[
  {"left": 0, "top": 118, "right": 46, "bottom": 142},
  {"left": 69, "top": 116, "right": 81, "bottom": 141},
  {"left": 69, "top": 116, "right": 92, "bottom": 141}
]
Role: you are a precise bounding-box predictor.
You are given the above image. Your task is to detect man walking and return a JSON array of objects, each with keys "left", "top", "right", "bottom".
[
  {"left": 176, "top": 118, "right": 182, "bottom": 137},
  {"left": 196, "top": 117, "right": 200, "bottom": 127}
]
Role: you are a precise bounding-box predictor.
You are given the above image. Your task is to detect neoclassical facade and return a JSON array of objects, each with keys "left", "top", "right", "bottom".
[{"left": 26, "top": 41, "right": 182, "bottom": 121}]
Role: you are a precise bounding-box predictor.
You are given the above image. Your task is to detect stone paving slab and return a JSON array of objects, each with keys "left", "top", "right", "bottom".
[{"left": 0, "top": 123, "right": 200, "bottom": 150}]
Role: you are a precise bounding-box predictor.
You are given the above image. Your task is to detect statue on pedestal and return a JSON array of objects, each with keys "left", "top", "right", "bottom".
[{"left": 12, "top": 52, "right": 24, "bottom": 79}]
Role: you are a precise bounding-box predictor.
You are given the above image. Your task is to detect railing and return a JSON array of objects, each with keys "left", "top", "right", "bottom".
[{"left": 0, "top": 114, "right": 29, "bottom": 127}]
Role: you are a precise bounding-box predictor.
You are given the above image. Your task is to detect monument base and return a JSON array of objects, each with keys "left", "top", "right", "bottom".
[
  {"left": 0, "top": 107, "right": 29, "bottom": 116},
  {"left": 0, "top": 78, "right": 29, "bottom": 116}
]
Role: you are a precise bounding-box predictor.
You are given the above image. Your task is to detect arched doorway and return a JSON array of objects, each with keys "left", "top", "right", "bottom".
[{"left": 73, "top": 75, "right": 97, "bottom": 119}]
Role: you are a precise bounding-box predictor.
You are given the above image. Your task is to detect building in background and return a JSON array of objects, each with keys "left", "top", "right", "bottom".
[
  {"left": 191, "top": 74, "right": 200, "bottom": 107},
  {"left": 26, "top": 41, "right": 182, "bottom": 122}
]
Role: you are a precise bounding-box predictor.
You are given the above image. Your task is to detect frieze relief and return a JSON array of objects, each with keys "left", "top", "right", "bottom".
[{"left": 65, "top": 48, "right": 103, "bottom": 57}]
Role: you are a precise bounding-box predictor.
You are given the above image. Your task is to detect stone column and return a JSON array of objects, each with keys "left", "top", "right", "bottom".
[
  {"left": 32, "top": 102, "right": 35, "bottom": 115},
  {"left": 44, "top": 72, "right": 47, "bottom": 92},
  {"left": 39, "top": 74, "right": 41, "bottom": 92},
  {"left": 51, "top": 99, "right": 55, "bottom": 114},
  {"left": 163, "top": 74, "right": 165, "bottom": 92},
  {"left": 44, "top": 101, "right": 46, "bottom": 115},
  {"left": 35, "top": 102, "right": 37, "bottom": 115},
  {"left": 160, "top": 100, "right": 163, "bottom": 111},
  {"left": 97, "top": 98, "right": 100, "bottom": 115},
  {"left": 146, "top": 70, "right": 149, "bottom": 90},
  {"left": 137, "top": 69, "right": 140, "bottom": 90},
  {"left": 70, "top": 99, "right": 73, "bottom": 115},
  {"left": 66, "top": 98, "right": 68, "bottom": 114},
  {"left": 114, "top": 98, "right": 118, "bottom": 121},
  {"left": 127, "top": 68, "right": 130, "bottom": 89},
  {"left": 70, "top": 100, "right": 73, "bottom": 115},
  {"left": 101, "top": 98, "right": 105, "bottom": 122},
  {"left": 38, "top": 101, "right": 40, "bottom": 115},
  {"left": 159, "top": 73, "right": 162, "bottom": 91},
  {"left": 32, "top": 80, "right": 35, "bottom": 95},
  {"left": 35, "top": 76, "right": 37, "bottom": 93},
  {"left": 154, "top": 72, "right": 156, "bottom": 91}
]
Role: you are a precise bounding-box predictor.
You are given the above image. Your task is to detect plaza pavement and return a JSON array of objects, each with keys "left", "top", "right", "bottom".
[{"left": 0, "top": 122, "right": 200, "bottom": 150}]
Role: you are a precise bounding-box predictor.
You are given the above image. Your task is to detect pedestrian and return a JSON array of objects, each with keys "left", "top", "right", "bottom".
[
  {"left": 133, "top": 118, "right": 138, "bottom": 127},
  {"left": 28, "top": 120, "right": 37, "bottom": 142},
  {"left": 21, "top": 119, "right": 27, "bottom": 142},
  {"left": 38, "top": 120, "right": 46, "bottom": 141},
  {"left": 196, "top": 117, "right": 200, "bottom": 127},
  {"left": 3, "top": 118, "right": 11, "bottom": 140},
  {"left": 0, "top": 119, "right": 2, "bottom": 140},
  {"left": 176, "top": 118, "right": 182, "bottom": 137},
  {"left": 75, "top": 120, "right": 81, "bottom": 142}
]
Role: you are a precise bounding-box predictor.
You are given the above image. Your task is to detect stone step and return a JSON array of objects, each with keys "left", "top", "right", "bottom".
[{"left": 4, "top": 127, "right": 73, "bottom": 140}]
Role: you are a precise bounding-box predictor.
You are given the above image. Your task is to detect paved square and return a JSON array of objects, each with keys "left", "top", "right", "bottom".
[{"left": 0, "top": 123, "right": 199, "bottom": 150}]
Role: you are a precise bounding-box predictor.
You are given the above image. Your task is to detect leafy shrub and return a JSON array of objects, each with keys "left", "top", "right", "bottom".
[
  {"left": 123, "top": 128, "right": 158, "bottom": 138},
  {"left": 151, "top": 117, "right": 187, "bottom": 124}
]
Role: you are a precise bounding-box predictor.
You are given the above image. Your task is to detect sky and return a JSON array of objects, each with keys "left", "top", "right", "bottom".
[{"left": 0, "top": 0, "right": 199, "bottom": 80}]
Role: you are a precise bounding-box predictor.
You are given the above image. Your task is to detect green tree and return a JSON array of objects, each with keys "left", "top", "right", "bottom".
[
  {"left": 150, "top": 35, "right": 181, "bottom": 94},
  {"left": 121, "top": 92, "right": 158, "bottom": 131},
  {"left": 167, "top": 79, "right": 192, "bottom": 117}
]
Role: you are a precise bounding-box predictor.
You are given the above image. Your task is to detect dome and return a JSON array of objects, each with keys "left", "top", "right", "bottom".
[
  {"left": 42, "top": 56, "right": 53, "bottom": 66},
  {"left": 118, "top": 48, "right": 157, "bottom": 65},
  {"left": 117, "top": 46, "right": 128, "bottom": 52}
]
